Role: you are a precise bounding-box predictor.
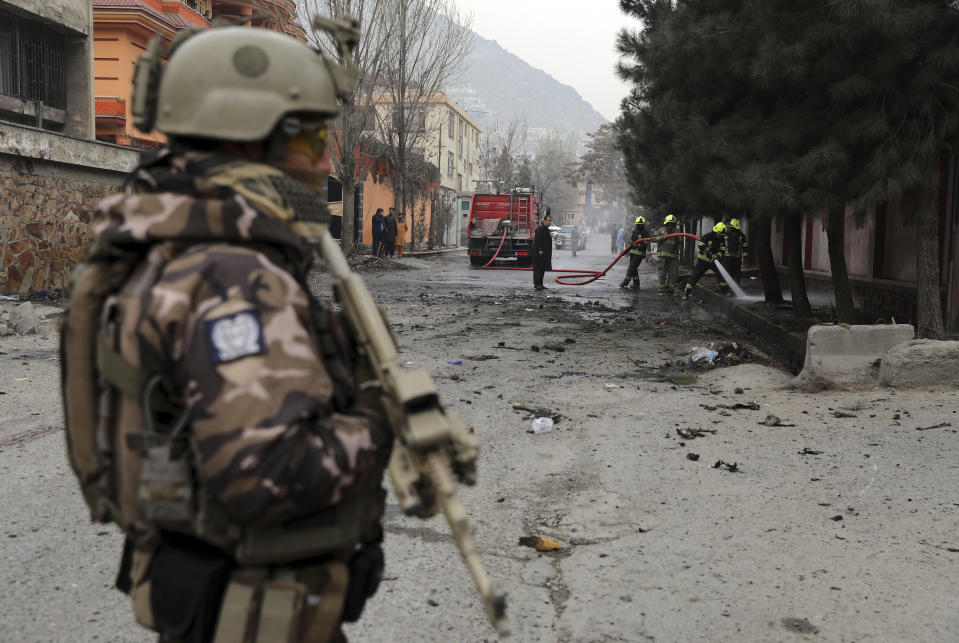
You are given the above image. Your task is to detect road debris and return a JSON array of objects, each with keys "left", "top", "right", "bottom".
[
  {"left": 799, "top": 448, "right": 823, "bottom": 455},
  {"left": 830, "top": 515, "right": 844, "bottom": 521},
  {"left": 716, "top": 401, "right": 760, "bottom": 410},
  {"left": 833, "top": 411, "right": 857, "bottom": 418},
  {"left": 531, "top": 417, "right": 554, "bottom": 434},
  {"left": 686, "top": 453, "right": 700, "bottom": 461},
  {"left": 915, "top": 422, "right": 951, "bottom": 431},
  {"left": 511, "top": 402, "right": 562, "bottom": 421},
  {"left": 712, "top": 460, "right": 740, "bottom": 472},
  {"left": 690, "top": 346, "right": 718, "bottom": 363},
  {"left": 518, "top": 536, "right": 561, "bottom": 552},
  {"left": 676, "top": 428, "right": 716, "bottom": 440},
  {"left": 759, "top": 415, "right": 795, "bottom": 427}
]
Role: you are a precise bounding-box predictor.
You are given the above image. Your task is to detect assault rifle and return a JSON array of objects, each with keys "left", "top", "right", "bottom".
[{"left": 317, "top": 230, "right": 509, "bottom": 636}]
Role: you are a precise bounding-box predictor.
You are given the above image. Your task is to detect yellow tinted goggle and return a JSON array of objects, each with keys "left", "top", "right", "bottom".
[{"left": 287, "top": 127, "right": 328, "bottom": 160}]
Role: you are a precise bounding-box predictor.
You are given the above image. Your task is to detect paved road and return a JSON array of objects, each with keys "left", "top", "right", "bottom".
[{"left": 2, "top": 244, "right": 958, "bottom": 641}]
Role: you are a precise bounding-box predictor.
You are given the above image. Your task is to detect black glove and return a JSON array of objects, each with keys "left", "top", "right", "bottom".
[{"left": 341, "top": 542, "right": 385, "bottom": 622}]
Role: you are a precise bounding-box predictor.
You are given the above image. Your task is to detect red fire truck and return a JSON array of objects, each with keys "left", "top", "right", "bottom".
[{"left": 466, "top": 187, "right": 540, "bottom": 267}]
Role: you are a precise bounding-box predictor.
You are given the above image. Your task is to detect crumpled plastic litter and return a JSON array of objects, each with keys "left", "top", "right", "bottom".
[
  {"left": 531, "top": 417, "right": 554, "bottom": 434},
  {"left": 690, "top": 346, "right": 718, "bottom": 363}
]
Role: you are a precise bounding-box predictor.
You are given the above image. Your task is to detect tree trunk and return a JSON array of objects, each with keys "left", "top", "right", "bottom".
[
  {"left": 826, "top": 201, "right": 856, "bottom": 323},
  {"left": 915, "top": 180, "right": 945, "bottom": 339},
  {"left": 428, "top": 192, "right": 436, "bottom": 250},
  {"left": 785, "top": 214, "right": 811, "bottom": 317},
  {"left": 755, "top": 217, "right": 783, "bottom": 304},
  {"left": 341, "top": 183, "right": 356, "bottom": 254}
]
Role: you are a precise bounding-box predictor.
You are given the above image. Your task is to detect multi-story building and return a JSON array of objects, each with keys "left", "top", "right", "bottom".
[
  {"left": 91, "top": 0, "right": 300, "bottom": 148},
  {"left": 362, "top": 90, "right": 483, "bottom": 247},
  {"left": 1, "top": 0, "right": 140, "bottom": 295}
]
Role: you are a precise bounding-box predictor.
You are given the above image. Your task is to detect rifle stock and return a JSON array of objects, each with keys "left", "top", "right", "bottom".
[{"left": 317, "top": 230, "right": 509, "bottom": 636}]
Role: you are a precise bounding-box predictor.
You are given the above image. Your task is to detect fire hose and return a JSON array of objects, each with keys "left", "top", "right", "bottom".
[{"left": 477, "top": 229, "right": 701, "bottom": 286}]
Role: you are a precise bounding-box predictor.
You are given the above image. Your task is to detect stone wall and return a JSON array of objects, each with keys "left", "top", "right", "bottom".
[{"left": 0, "top": 122, "right": 139, "bottom": 296}]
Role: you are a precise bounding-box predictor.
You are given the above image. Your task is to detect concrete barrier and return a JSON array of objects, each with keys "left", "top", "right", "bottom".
[
  {"left": 796, "top": 324, "right": 914, "bottom": 384},
  {"left": 879, "top": 339, "right": 959, "bottom": 388}
]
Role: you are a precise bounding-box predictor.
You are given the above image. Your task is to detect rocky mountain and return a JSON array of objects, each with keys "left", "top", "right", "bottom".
[{"left": 446, "top": 32, "right": 609, "bottom": 146}]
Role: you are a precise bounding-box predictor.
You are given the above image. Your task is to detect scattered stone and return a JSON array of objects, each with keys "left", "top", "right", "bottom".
[
  {"left": 830, "top": 515, "right": 844, "bottom": 521},
  {"left": 10, "top": 302, "right": 38, "bottom": 335},
  {"left": 799, "top": 448, "right": 823, "bottom": 455},
  {"left": 686, "top": 453, "right": 700, "bottom": 461},
  {"left": 426, "top": 599, "right": 439, "bottom": 607},
  {"left": 833, "top": 411, "right": 857, "bottom": 418}
]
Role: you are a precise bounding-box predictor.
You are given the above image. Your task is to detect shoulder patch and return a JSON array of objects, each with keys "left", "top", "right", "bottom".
[{"left": 206, "top": 310, "right": 266, "bottom": 364}]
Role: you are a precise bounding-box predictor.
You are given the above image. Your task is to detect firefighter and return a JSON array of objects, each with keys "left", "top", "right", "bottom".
[
  {"left": 620, "top": 216, "right": 649, "bottom": 289},
  {"left": 722, "top": 217, "right": 748, "bottom": 286},
  {"left": 682, "top": 221, "right": 730, "bottom": 300},
  {"left": 652, "top": 214, "right": 682, "bottom": 296}
]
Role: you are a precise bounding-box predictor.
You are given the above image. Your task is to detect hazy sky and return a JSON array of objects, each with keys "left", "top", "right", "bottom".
[{"left": 453, "top": 0, "right": 639, "bottom": 122}]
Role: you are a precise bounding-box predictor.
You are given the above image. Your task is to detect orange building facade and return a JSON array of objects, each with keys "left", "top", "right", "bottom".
[{"left": 92, "top": 0, "right": 299, "bottom": 148}]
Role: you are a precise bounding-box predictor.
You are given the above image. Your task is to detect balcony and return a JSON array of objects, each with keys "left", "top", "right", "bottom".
[{"left": 95, "top": 96, "right": 126, "bottom": 130}]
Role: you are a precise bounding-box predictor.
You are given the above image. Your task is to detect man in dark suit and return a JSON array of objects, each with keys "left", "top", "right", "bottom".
[{"left": 532, "top": 211, "right": 553, "bottom": 290}]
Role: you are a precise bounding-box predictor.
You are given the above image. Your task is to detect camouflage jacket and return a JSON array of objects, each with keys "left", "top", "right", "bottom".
[{"left": 90, "top": 150, "right": 391, "bottom": 531}]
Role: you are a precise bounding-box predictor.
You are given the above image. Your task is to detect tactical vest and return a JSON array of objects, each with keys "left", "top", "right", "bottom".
[{"left": 62, "top": 160, "right": 379, "bottom": 566}]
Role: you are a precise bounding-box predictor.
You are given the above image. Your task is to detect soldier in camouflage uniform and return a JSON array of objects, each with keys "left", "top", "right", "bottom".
[{"left": 71, "top": 24, "right": 392, "bottom": 643}]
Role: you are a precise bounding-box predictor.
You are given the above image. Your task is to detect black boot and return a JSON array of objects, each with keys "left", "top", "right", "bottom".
[
  {"left": 619, "top": 279, "right": 630, "bottom": 288},
  {"left": 629, "top": 279, "right": 639, "bottom": 289}
]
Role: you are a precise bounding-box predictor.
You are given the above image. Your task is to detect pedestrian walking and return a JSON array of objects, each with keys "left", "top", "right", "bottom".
[
  {"left": 620, "top": 216, "right": 649, "bottom": 289},
  {"left": 609, "top": 222, "right": 618, "bottom": 254},
  {"left": 533, "top": 211, "right": 553, "bottom": 290},
  {"left": 682, "top": 221, "right": 731, "bottom": 299},
  {"left": 616, "top": 225, "right": 626, "bottom": 253},
  {"left": 384, "top": 207, "right": 398, "bottom": 257},
  {"left": 371, "top": 207, "right": 386, "bottom": 256},
  {"left": 60, "top": 24, "right": 393, "bottom": 643},
  {"left": 652, "top": 214, "right": 682, "bottom": 296},
  {"left": 722, "top": 217, "right": 748, "bottom": 286},
  {"left": 395, "top": 212, "right": 409, "bottom": 257}
]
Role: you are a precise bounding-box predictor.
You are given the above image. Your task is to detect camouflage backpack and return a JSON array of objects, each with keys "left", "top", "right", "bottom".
[{"left": 60, "top": 160, "right": 374, "bottom": 560}]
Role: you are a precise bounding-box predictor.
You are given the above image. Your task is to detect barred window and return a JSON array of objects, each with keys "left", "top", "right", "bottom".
[{"left": 0, "top": 9, "right": 67, "bottom": 111}]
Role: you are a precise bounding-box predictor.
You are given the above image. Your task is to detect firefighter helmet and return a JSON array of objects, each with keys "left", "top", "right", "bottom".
[
  {"left": 713, "top": 221, "right": 727, "bottom": 234},
  {"left": 664, "top": 214, "right": 677, "bottom": 225},
  {"left": 729, "top": 218, "right": 741, "bottom": 229},
  {"left": 635, "top": 216, "right": 646, "bottom": 225}
]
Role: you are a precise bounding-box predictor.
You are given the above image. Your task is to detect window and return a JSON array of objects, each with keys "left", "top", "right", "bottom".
[
  {"left": 447, "top": 151, "right": 454, "bottom": 179},
  {"left": 448, "top": 110, "right": 455, "bottom": 137},
  {"left": 392, "top": 105, "right": 427, "bottom": 132},
  {"left": 457, "top": 173, "right": 463, "bottom": 191},
  {"left": 0, "top": 9, "right": 67, "bottom": 111}
]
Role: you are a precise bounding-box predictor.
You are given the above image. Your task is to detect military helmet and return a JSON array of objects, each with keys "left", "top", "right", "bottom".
[
  {"left": 635, "top": 216, "right": 646, "bottom": 225},
  {"left": 713, "top": 221, "right": 727, "bottom": 234},
  {"left": 729, "top": 218, "right": 741, "bottom": 229},
  {"left": 135, "top": 25, "right": 357, "bottom": 141},
  {"left": 664, "top": 214, "right": 677, "bottom": 225}
]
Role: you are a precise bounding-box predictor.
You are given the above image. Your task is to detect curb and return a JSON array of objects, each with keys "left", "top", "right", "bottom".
[
  {"left": 403, "top": 248, "right": 463, "bottom": 259},
  {"left": 689, "top": 285, "right": 807, "bottom": 374}
]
